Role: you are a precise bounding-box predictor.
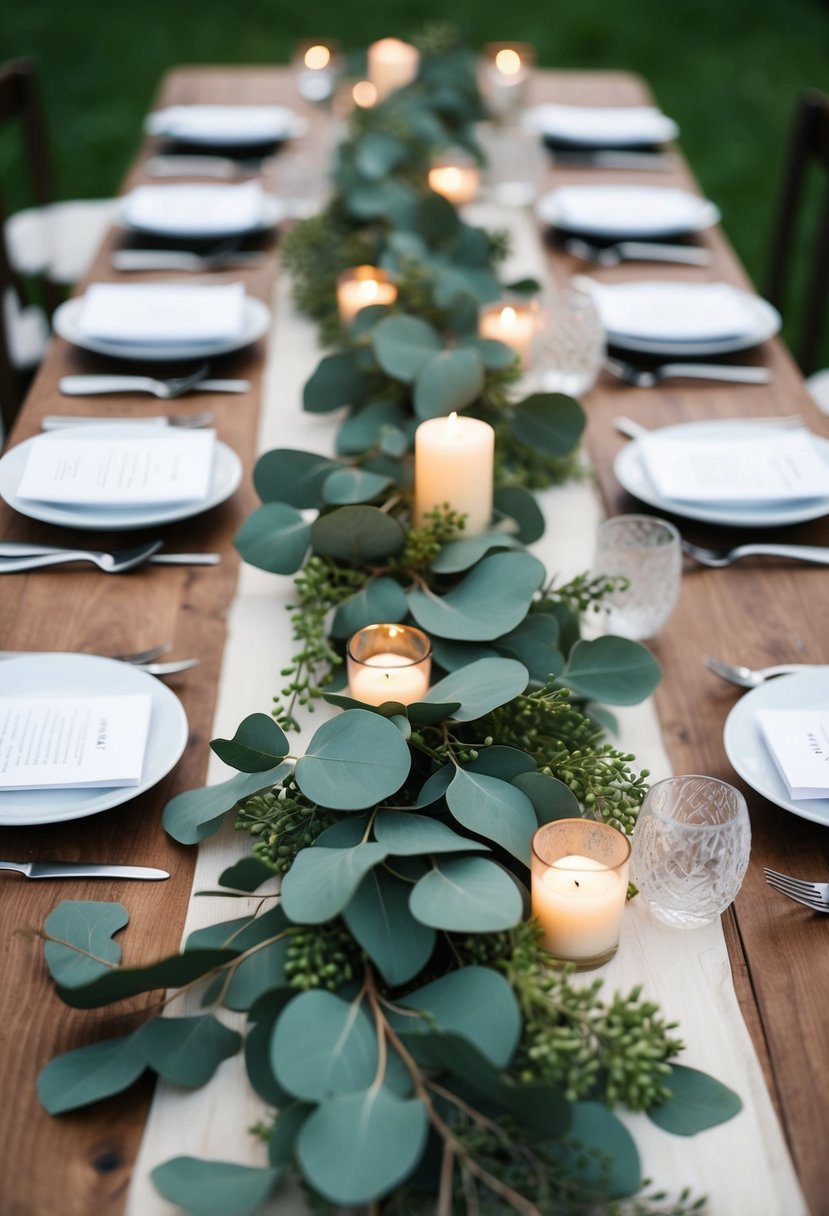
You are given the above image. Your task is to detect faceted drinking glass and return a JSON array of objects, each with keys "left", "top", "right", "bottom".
[
  {"left": 530, "top": 288, "right": 605, "bottom": 395},
  {"left": 592, "top": 514, "right": 681, "bottom": 640},
  {"left": 632, "top": 775, "right": 751, "bottom": 928}
]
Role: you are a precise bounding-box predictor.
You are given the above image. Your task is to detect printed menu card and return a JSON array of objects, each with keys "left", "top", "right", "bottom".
[
  {"left": 0, "top": 695, "right": 152, "bottom": 790},
  {"left": 757, "top": 708, "right": 829, "bottom": 799}
]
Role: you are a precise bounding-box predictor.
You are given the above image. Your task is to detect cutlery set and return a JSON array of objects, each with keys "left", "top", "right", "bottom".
[
  {"left": 605, "top": 357, "right": 772, "bottom": 388},
  {"left": 0, "top": 541, "right": 221, "bottom": 573},
  {"left": 565, "top": 237, "right": 711, "bottom": 267}
]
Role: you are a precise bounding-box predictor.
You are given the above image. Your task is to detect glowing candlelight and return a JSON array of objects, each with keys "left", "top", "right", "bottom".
[
  {"left": 351, "top": 80, "right": 378, "bottom": 109},
  {"left": 347, "top": 624, "right": 432, "bottom": 706},
  {"left": 304, "top": 44, "right": 332, "bottom": 70},
  {"left": 479, "top": 301, "right": 538, "bottom": 368},
  {"left": 367, "top": 38, "right": 420, "bottom": 102},
  {"left": 413, "top": 412, "right": 494, "bottom": 537},
  {"left": 428, "top": 159, "right": 480, "bottom": 206},
  {"left": 337, "top": 265, "right": 397, "bottom": 325}
]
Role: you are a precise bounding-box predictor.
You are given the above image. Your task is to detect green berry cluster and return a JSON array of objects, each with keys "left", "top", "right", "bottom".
[
  {"left": 284, "top": 923, "right": 362, "bottom": 992},
  {"left": 281, "top": 207, "right": 376, "bottom": 342},
  {"left": 400, "top": 503, "right": 467, "bottom": 568},
  {"left": 544, "top": 570, "right": 631, "bottom": 616},
  {"left": 235, "top": 777, "right": 336, "bottom": 874}
]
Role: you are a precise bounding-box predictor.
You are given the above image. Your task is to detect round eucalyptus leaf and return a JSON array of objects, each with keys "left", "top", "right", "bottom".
[
  {"left": 408, "top": 552, "right": 546, "bottom": 642},
  {"left": 280, "top": 843, "right": 389, "bottom": 923},
  {"left": 211, "top": 713, "right": 289, "bottom": 773},
  {"left": 139, "top": 1015, "right": 241, "bottom": 1088},
  {"left": 509, "top": 392, "right": 586, "bottom": 458},
  {"left": 311, "top": 505, "right": 406, "bottom": 563},
  {"left": 430, "top": 637, "right": 499, "bottom": 672},
  {"left": 410, "top": 856, "right": 523, "bottom": 931},
  {"left": 423, "top": 657, "right": 529, "bottom": 721},
  {"left": 296, "top": 710, "right": 411, "bottom": 809},
  {"left": 253, "top": 449, "right": 341, "bottom": 508},
  {"left": 446, "top": 768, "right": 536, "bottom": 864},
  {"left": 314, "top": 814, "right": 370, "bottom": 848},
  {"left": 492, "top": 485, "right": 546, "bottom": 544},
  {"left": 553, "top": 1102, "right": 641, "bottom": 1199},
  {"left": 355, "top": 130, "right": 407, "bottom": 179},
  {"left": 304, "top": 352, "right": 369, "bottom": 414},
  {"left": 462, "top": 335, "right": 518, "bottom": 370},
  {"left": 37, "top": 1032, "right": 146, "bottom": 1115},
  {"left": 347, "top": 177, "right": 417, "bottom": 223},
  {"left": 44, "top": 900, "right": 127, "bottom": 988},
  {"left": 374, "top": 810, "right": 490, "bottom": 856},
  {"left": 413, "top": 763, "right": 454, "bottom": 807},
  {"left": 513, "top": 771, "right": 582, "bottom": 824},
  {"left": 379, "top": 427, "right": 408, "bottom": 457},
  {"left": 415, "top": 192, "right": 462, "bottom": 242},
  {"left": 344, "top": 867, "right": 436, "bottom": 985},
  {"left": 647, "top": 1064, "right": 742, "bottom": 1135},
  {"left": 430, "top": 532, "right": 517, "bottom": 574},
  {"left": 335, "top": 401, "right": 410, "bottom": 456},
  {"left": 444, "top": 290, "right": 481, "bottom": 337},
  {"left": 560, "top": 636, "right": 662, "bottom": 705},
  {"left": 466, "top": 746, "right": 536, "bottom": 782},
  {"left": 406, "top": 700, "right": 462, "bottom": 725},
  {"left": 372, "top": 315, "right": 442, "bottom": 383},
  {"left": 396, "top": 966, "right": 521, "bottom": 1067},
  {"left": 413, "top": 348, "right": 485, "bottom": 419},
  {"left": 330, "top": 577, "right": 409, "bottom": 639},
  {"left": 297, "top": 1088, "right": 428, "bottom": 1205},
  {"left": 496, "top": 614, "right": 564, "bottom": 684},
  {"left": 452, "top": 224, "right": 491, "bottom": 267},
  {"left": 348, "top": 304, "right": 390, "bottom": 339},
  {"left": 152, "top": 1158, "right": 280, "bottom": 1216},
  {"left": 271, "top": 990, "right": 378, "bottom": 1101},
  {"left": 322, "top": 467, "right": 392, "bottom": 506},
  {"left": 234, "top": 503, "right": 311, "bottom": 574}
]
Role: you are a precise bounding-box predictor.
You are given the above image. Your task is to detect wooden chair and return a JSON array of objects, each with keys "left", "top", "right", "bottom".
[{"left": 765, "top": 89, "right": 829, "bottom": 400}]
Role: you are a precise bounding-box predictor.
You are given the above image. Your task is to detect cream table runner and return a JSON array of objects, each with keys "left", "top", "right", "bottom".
[{"left": 127, "top": 209, "right": 806, "bottom": 1216}]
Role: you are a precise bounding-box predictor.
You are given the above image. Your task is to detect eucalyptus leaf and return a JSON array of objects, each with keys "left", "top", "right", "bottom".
[
  {"left": 430, "top": 531, "right": 517, "bottom": 574},
  {"left": 374, "top": 810, "right": 490, "bottom": 856},
  {"left": 422, "top": 657, "right": 528, "bottom": 721},
  {"left": 43, "top": 900, "right": 128, "bottom": 988},
  {"left": 37, "top": 1032, "right": 146, "bottom": 1114},
  {"left": 163, "top": 765, "right": 290, "bottom": 845},
  {"left": 560, "top": 636, "right": 662, "bottom": 705},
  {"left": 446, "top": 768, "right": 536, "bottom": 864},
  {"left": 647, "top": 1064, "right": 742, "bottom": 1135},
  {"left": 330, "top": 577, "right": 408, "bottom": 639},
  {"left": 335, "top": 401, "right": 410, "bottom": 456},
  {"left": 492, "top": 485, "right": 546, "bottom": 544},
  {"left": 245, "top": 991, "right": 296, "bottom": 1107},
  {"left": 504, "top": 277, "right": 542, "bottom": 295},
  {"left": 413, "top": 764, "right": 454, "bottom": 807},
  {"left": 139, "top": 1016, "right": 241, "bottom": 1088},
  {"left": 322, "top": 467, "right": 392, "bottom": 505},
  {"left": 372, "top": 315, "right": 442, "bottom": 383},
  {"left": 406, "top": 699, "right": 462, "bottom": 725},
  {"left": 152, "top": 1158, "right": 280, "bottom": 1216},
  {"left": 185, "top": 914, "right": 256, "bottom": 952},
  {"left": 355, "top": 130, "right": 407, "bottom": 178},
  {"left": 344, "top": 868, "right": 436, "bottom": 985},
  {"left": 280, "top": 843, "right": 389, "bottom": 924},
  {"left": 217, "top": 857, "right": 278, "bottom": 894},
  {"left": 410, "top": 856, "right": 523, "bottom": 931},
  {"left": 304, "top": 351, "right": 369, "bottom": 413},
  {"left": 466, "top": 746, "right": 536, "bottom": 782},
  {"left": 496, "top": 614, "right": 564, "bottom": 683},
  {"left": 268, "top": 1102, "right": 313, "bottom": 1167},
  {"left": 347, "top": 177, "right": 417, "bottom": 224},
  {"left": 553, "top": 1102, "right": 641, "bottom": 1198},
  {"left": 311, "top": 505, "right": 406, "bottom": 563},
  {"left": 512, "top": 771, "right": 582, "bottom": 824},
  {"left": 297, "top": 1088, "right": 428, "bottom": 1205},
  {"left": 509, "top": 392, "right": 586, "bottom": 458},
  {"left": 398, "top": 966, "right": 521, "bottom": 1068},
  {"left": 234, "top": 503, "right": 311, "bottom": 575},
  {"left": 314, "top": 814, "right": 370, "bottom": 847},
  {"left": 297, "top": 710, "right": 411, "bottom": 810},
  {"left": 408, "top": 552, "right": 546, "bottom": 641},
  {"left": 415, "top": 192, "right": 462, "bottom": 242},
  {"left": 225, "top": 936, "right": 292, "bottom": 1011},
  {"left": 430, "top": 637, "right": 499, "bottom": 672},
  {"left": 413, "top": 348, "right": 485, "bottom": 419},
  {"left": 348, "top": 305, "right": 391, "bottom": 339},
  {"left": 271, "top": 990, "right": 378, "bottom": 1101},
  {"left": 253, "top": 449, "right": 341, "bottom": 507},
  {"left": 211, "top": 713, "right": 289, "bottom": 773},
  {"left": 57, "top": 949, "right": 239, "bottom": 1010}
]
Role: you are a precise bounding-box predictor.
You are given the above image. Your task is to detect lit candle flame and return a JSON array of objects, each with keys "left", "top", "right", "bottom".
[
  {"left": 495, "top": 48, "right": 522, "bottom": 76},
  {"left": 445, "top": 411, "right": 462, "bottom": 439},
  {"left": 304, "top": 44, "right": 332, "bottom": 69},
  {"left": 352, "top": 80, "right": 378, "bottom": 108},
  {"left": 357, "top": 279, "right": 380, "bottom": 304},
  {"left": 501, "top": 305, "right": 518, "bottom": 328}
]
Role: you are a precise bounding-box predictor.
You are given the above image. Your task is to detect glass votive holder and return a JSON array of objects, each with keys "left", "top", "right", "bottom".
[
  {"left": 531, "top": 819, "right": 631, "bottom": 970},
  {"left": 480, "top": 42, "right": 535, "bottom": 121},
  {"left": 632, "top": 775, "right": 751, "bottom": 929},
  {"left": 592, "top": 514, "right": 682, "bottom": 641},
  {"left": 530, "top": 288, "right": 605, "bottom": 396},
  {"left": 337, "top": 265, "right": 398, "bottom": 326},
  {"left": 478, "top": 122, "right": 545, "bottom": 207},
  {"left": 428, "top": 151, "right": 481, "bottom": 206},
  {"left": 293, "top": 40, "right": 342, "bottom": 104},
  {"left": 479, "top": 299, "right": 540, "bottom": 369},
  {"left": 347, "top": 624, "right": 432, "bottom": 707}
]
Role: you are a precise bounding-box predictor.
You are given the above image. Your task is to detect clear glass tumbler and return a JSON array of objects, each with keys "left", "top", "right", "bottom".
[
  {"left": 592, "top": 514, "right": 682, "bottom": 641},
  {"left": 632, "top": 775, "right": 751, "bottom": 928},
  {"left": 530, "top": 288, "right": 605, "bottom": 396},
  {"left": 479, "top": 122, "right": 545, "bottom": 206}
]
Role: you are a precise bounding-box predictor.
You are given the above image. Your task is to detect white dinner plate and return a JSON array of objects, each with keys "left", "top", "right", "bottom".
[
  {"left": 0, "top": 423, "right": 243, "bottom": 531},
  {"left": 614, "top": 420, "right": 829, "bottom": 528},
  {"left": 522, "top": 103, "right": 678, "bottom": 148},
  {"left": 536, "top": 185, "right": 719, "bottom": 239},
  {"left": 146, "top": 104, "right": 308, "bottom": 147},
  {"left": 0, "top": 653, "right": 188, "bottom": 826},
  {"left": 116, "top": 191, "right": 284, "bottom": 240},
  {"left": 724, "top": 669, "right": 829, "bottom": 827},
  {"left": 53, "top": 294, "right": 271, "bottom": 362}
]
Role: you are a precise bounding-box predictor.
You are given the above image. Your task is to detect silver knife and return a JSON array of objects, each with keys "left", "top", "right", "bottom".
[
  {"left": 111, "top": 249, "right": 266, "bottom": 272},
  {"left": 0, "top": 543, "right": 221, "bottom": 565},
  {"left": 551, "top": 150, "right": 673, "bottom": 171},
  {"left": 0, "top": 860, "right": 170, "bottom": 880},
  {"left": 56, "top": 377, "right": 250, "bottom": 399}
]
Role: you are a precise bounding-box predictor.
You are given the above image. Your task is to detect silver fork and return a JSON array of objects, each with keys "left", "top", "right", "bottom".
[
  {"left": 0, "top": 643, "right": 171, "bottom": 663},
  {"left": 43, "top": 409, "right": 217, "bottom": 429},
  {"left": 683, "top": 539, "right": 829, "bottom": 567},
  {"left": 565, "top": 237, "right": 711, "bottom": 267},
  {"left": 0, "top": 540, "right": 164, "bottom": 575},
  {"left": 705, "top": 656, "right": 822, "bottom": 688},
  {"left": 605, "top": 356, "right": 773, "bottom": 388},
  {"left": 57, "top": 365, "right": 208, "bottom": 400},
  {"left": 764, "top": 868, "right": 829, "bottom": 913}
]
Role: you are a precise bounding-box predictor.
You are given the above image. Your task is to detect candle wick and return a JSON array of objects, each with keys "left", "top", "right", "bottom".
[{"left": 574, "top": 880, "right": 580, "bottom": 888}]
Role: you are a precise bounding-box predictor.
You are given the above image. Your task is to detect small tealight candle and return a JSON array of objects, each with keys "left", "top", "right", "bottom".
[
  {"left": 531, "top": 819, "right": 631, "bottom": 969},
  {"left": 367, "top": 38, "right": 420, "bottom": 102},
  {"left": 479, "top": 301, "right": 538, "bottom": 368},
  {"left": 428, "top": 156, "right": 480, "bottom": 206},
  {"left": 347, "top": 624, "right": 432, "bottom": 706},
  {"left": 351, "top": 80, "right": 378, "bottom": 109},
  {"left": 294, "top": 40, "right": 341, "bottom": 103},
  {"left": 481, "top": 42, "right": 535, "bottom": 119},
  {"left": 337, "top": 265, "right": 398, "bottom": 326},
  {"left": 413, "top": 412, "right": 494, "bottom": 537}
]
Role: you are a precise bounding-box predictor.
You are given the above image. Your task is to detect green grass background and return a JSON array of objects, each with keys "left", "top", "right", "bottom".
[{"left": 1, "top": 0, "right": 827, "bottom": 359}]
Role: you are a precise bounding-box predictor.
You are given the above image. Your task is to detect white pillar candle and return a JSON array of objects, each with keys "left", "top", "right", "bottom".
[
  {"left": 413, "top": 412, "right": 494, "bottom": 537},
  {"left": 428, "top": 162, "right": 480, "bottom": 206},
  {"left": 349, "top": 652, "right": 430, "bottom": 706},
  {"left": 367, "top": 38, "right": 420, "bottom": 102},
  {"left": 337, "top": 266, "right": 398, "bottom": 325},
  {"left": 532, "top": 854, "right": 627, "bottom": 961},
  {"left": 479, "top": 301, "right": 537, "bottom": 368}
]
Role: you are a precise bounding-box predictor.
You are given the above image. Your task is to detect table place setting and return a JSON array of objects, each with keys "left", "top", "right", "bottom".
[
  {"left": 537, "top": 183, "right": 719, "bottom": 239},
  {"left": 117, "top": 180, "right": 284, "bottom": 240},
  {"left": 522, "top": 101, "right": 679, "bottom": 148},
  {"left": 145, "top": 102, "right": 308, "bottom": 147}
]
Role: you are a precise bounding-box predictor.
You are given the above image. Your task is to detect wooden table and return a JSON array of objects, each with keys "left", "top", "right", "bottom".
[{"left": 0, "top": 66, "right": 827, "bottom": 1216}]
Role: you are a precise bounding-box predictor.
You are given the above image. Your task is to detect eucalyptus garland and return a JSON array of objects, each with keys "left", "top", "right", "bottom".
[{"left": 34, "top": 32, "right": 743, "bottom": 1216}]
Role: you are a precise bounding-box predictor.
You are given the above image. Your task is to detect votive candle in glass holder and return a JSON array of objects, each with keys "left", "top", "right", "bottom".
[
  {"left": 347, "top": 624, "right": 432, "bottom": 706},
  {"left": 367, "top": 38, "right": 420, "bottom": 102},
  {"left": 428, "top": 152, "right": 481, "bottom": 206},
  {"left": 293, "top": 40, "right": 342, "bottom": 104},
  {"left": 337, "top": 265, "right": 398, "bottom": 326},
  {"left": 479, "top": 300, "right": 539, "bottom": 368},
  {"left": 413, "top": 412, "right": 494, "bottom": 536},
  {"left": 481, "top": 42, "right": 535, "bottom": 120},
  {"left": 531, "top": 819, "right": 631, "bottom": 970}
]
